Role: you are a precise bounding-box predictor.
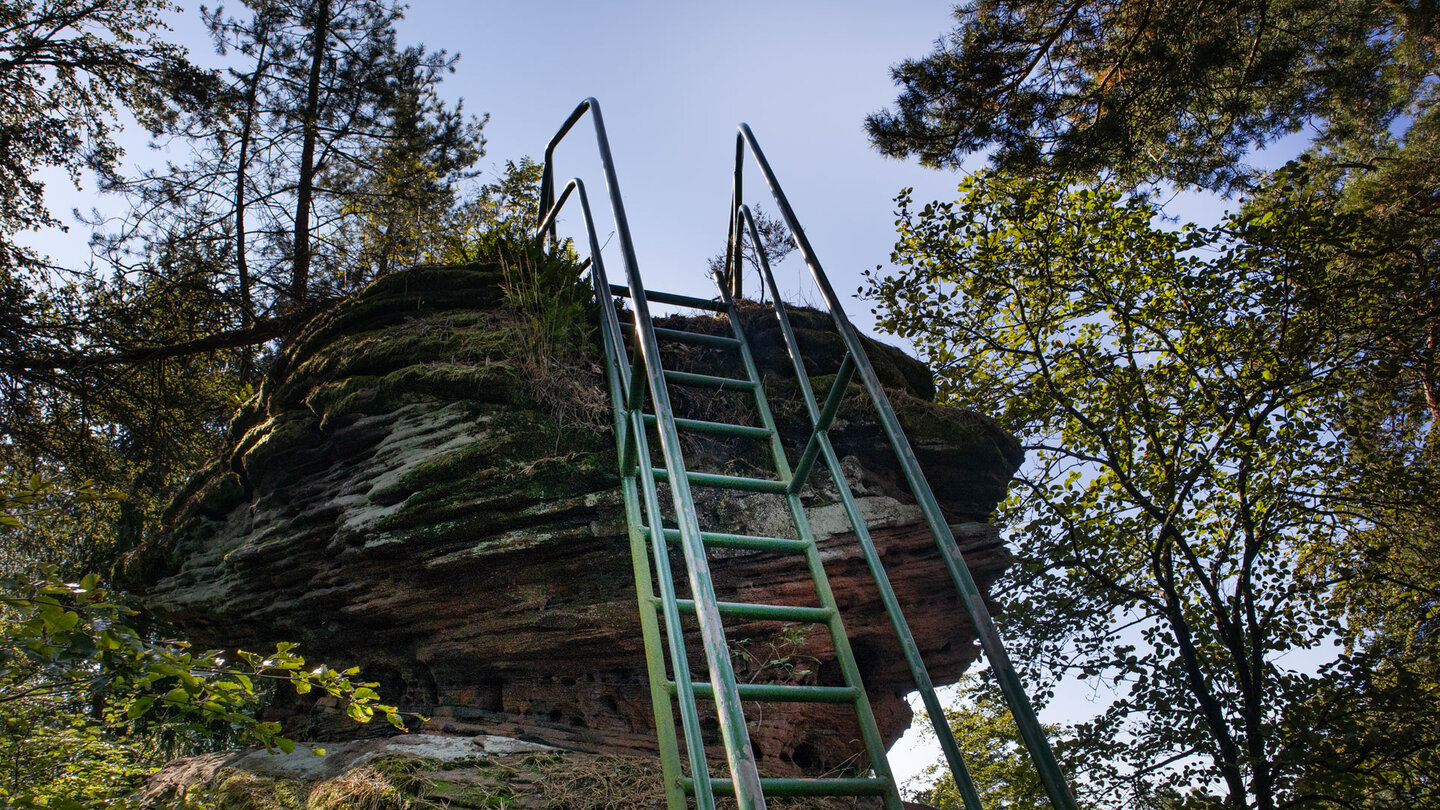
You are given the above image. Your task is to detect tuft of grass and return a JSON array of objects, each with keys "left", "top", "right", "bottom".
[
  {"left": 309, "top": 754, "right": 436, "bottom": 809},
  {"left": 205, "top": 769, "right": 306, "bottom": 810},
  {"left": 488, "top": 233, "right": 610, "bottom": 438},
  {"left": 524, "top": 753, "right": 666, "bottom": 810},
  {"left": 190, "top": 756, "right": 440, "bottom": 810}
]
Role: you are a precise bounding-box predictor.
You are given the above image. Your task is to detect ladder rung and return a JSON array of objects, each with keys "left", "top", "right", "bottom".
[
  {"left": 659, "top": 527, "right": 810, "bottom": 553},
  {"left": 643, "top": 414, "right": 771, "bottom": 440},
  {"left": 662, "top": 369, "right": 756, "bottom": 391},
  {"left": 652, "top": 468, "right": 787, "bottom": 494},
  {"left": 668, "top": 681, "right": 860, "bottom": 704},
  {"left": 609, "top": 284, "right": 727, "bottom": 312},
  {"left": 652, "top": 326, "right": 740, "bottom": 349},
  {"left": 668, "top": 598, "right": 834, "bottom": 623},
  {"left": 682, "top": 777, "right": 891, "bottom": 798}
]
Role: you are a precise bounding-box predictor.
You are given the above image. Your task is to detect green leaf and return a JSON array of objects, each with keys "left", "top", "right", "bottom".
[{"left": 127, "top": 696, "right": 155, "bottom": 720}]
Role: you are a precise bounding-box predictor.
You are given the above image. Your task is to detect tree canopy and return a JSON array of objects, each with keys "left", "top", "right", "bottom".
[
  {"left": 0, "top": 0, "right": 212, "bottom": 273},
  {"left": 1, "top": 0, "right": 488, "bottom": 505},
  {"left": 0, "top": 1, "right": 497, "bottom": 803},
  {"left": 865, "top": 172, "right": 1437, "bottom": 809},
  {"left": 864, "top": 171, "right": 1440, "bottom": 807},
  {"left": 865, "top": 0, "right": 1440, "bottom": 192},
  {"left": 869, "top": 9, "right": 1440, "bottom": 807}
]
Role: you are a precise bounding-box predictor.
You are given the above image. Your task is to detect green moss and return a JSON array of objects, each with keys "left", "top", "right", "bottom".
[
  {"left": 389, "top": 440, "right": 502, "bottom": 497},
  {"left": 306, "top": 358, "right": 523, "bottom": 431},
  {"left": 224, "top": 394, "right": 269, "bottom": 446},
  {"left": 423, "top": 762, "right": 521, "bottom": 810},
  {"left": 374, "top": 492, "right": 592, "bottom": 550},
  {"left": 191, "top": 756, "right": 444, "bottom": 810},
  {"left": 279, "top": 265, "right": 508, "bottom": 380},
  {"left": 336, "top": 311, "right": 511, "bottom": 370},
  {"left": 205, "top": 769, "right": 306, "bottom": 810},
  {"left": 192, "top": 471, "right": 246, "bottom": 519},
  {"left": 181, "top": 751, "right": 870, "bottom": 810},
  {"left": 282, "top": 311, "right": 514, "bottom": 398},
  {"left": 304, "top": 376, "right": 384, "bottom": 423},
  {"left": 383, "top": 408, "right": 610, "bottom": 505},
  {"left": 238, "top": 411, "right": 319, "bottom": 488},
  {"left": 160, "top": 461, "right": 227, "bottom": 526},
  {"left": 375, "top": 363, "right": 520, "bottom": 409},
  {"left": 308, "top": 755, "right": 436, "bottom": 810}
]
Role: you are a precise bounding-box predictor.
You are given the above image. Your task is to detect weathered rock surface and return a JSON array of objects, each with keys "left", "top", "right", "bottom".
[
  {"left": 121, "top": 261, "right": 1023, "bottom": 776},
  {"left": 136, "top": 734, "right": 661, "bottom": 810},
  {"left": 138, "top": 733, "right": 937, "bottom": 809}
]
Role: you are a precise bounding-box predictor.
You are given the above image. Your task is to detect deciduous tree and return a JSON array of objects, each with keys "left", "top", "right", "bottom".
[
  {"left": 0, "top": 477, "right": 406, "bottom": 807},
  {"left": 913, "top": 674, "right": 1091, "bottom": 810},
  {"left": 864, "top": 172, "right": 1434, "bottom": 809}
]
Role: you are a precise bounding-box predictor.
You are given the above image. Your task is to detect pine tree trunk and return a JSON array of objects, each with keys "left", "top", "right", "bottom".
[
  {"left": 235, "top": 34, "right": 268, "bottom": 379},
  {"left": 291, "top": 0, "right": 332, "bottom": 302}
]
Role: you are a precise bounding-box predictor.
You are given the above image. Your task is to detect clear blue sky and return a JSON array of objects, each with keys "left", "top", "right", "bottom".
[
  {"left": 29, "top": 1, "right": 1239, "bottom": 326},
  {"left": 28, "top": 2, "right": 983, "bottom": 335},
  {"left": 393, "top": 0, "right": 969, "bottom": 326}
]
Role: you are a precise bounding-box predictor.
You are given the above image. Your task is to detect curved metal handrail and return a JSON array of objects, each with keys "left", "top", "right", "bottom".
[
  {"left": 536, "top": 176, "right": 712, "bottom": 810},
  {"left": 533, "top": 100, "right": 766, "bottom": 810},
  {"left": 725, "top": 124, "right": 1080, "bottom": 810}
]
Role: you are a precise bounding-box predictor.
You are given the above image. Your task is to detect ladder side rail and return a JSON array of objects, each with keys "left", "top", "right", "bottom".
[
  {"left": 714, "top": 278, "right": 905, "bottom": 810},
  {"left": 586, "top": 191, "right": 707, "bottom": 810},
  {"left": 735, "top": 123, "right": 1080, "bottom": 810},
  {"left": 715, "top": 309, "right": 790, "bottom": 488},
  {"left": 621, "top": 482, "right": 688, "bottom": 810},
  {"left": 731, "top": 204, "right": 849, "bottom": 487},
  {"left": 587, "top": 100, "right": 768, "bottom": 810},
  {"left": 735, "top": 203, "right": 986, "bottom": 810},
  {"left": 782, "top": 485, "right": 905, "bottom": 810},
  {"left": 631, "top": 423, "right": 722, "bottom": 810},
  {"left": 789, "top": 351, "right": 855, "bottom": 488},
  {"left": 536, "top": 98, "right": 768, "bottom": 810},
  {"left": 536, "top": 176, "right": 713, "bottom": 810}
]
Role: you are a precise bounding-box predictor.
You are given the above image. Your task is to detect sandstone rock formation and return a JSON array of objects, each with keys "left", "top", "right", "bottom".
[{"left": 122, "top": 259, "right": 1023, "bottom": 776}]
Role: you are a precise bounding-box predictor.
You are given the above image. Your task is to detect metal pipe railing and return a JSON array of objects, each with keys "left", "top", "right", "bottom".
[
  {"left": 731, "top": 202, "right": 982, "bottom": 810},
  {"left": 535, "top": 178, "right": 701, "bottom": 810},
  {"left": 534, "top": 98, "right": 1077, "bottom": 810},
  {"left": 535, "top": 100, "right": 767, "bottom": 810},
  {"left": 728, "top": 125, "right": 1080, "bottom": 810}
]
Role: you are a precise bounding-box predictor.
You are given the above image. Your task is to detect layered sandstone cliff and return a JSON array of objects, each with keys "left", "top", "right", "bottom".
[{"left": 122, "top": 258, "right": 1022, "bottom": 776}]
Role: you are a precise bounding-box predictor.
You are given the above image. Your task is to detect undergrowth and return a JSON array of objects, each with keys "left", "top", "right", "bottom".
[{"left": 474, "top": 232, "right": 609, "bottom": 437}]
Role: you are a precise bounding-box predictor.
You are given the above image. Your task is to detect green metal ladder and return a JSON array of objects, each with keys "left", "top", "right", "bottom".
[{"left": 535, "top": 98, "right": 1079, "bottom": 810}]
